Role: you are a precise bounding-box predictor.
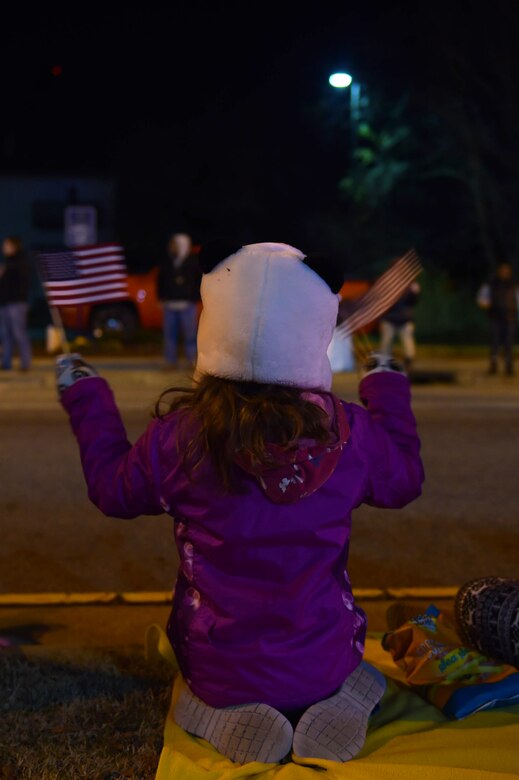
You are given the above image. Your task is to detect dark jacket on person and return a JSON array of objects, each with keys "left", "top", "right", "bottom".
[
  {"left": 0, "top": 251, "right": 31, "bottom": 305},
  {"left": 156, "top": 253, "right": 202, "bottom": 303},
  {"left": 487, "top": 277, "right": 518, "bottom": 322},
  {"left": 381, "top": 285, "right": 420, "bottom": 326}
]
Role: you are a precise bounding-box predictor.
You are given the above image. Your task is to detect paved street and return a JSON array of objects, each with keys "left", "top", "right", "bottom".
[{"left": 0, "top": 355, "right": 518, "bottom": 593}]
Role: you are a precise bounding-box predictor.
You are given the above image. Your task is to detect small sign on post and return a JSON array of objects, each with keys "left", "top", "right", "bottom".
[{"left": 64, "top": 205, "right": 97, "bottom": 247}]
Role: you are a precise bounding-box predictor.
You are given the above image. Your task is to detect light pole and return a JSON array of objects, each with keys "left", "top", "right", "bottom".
[{"left": 328, "top": 72, "right": 361, "bottom": 164}]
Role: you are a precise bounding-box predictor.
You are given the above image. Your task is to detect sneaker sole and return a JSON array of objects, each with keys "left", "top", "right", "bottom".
[
  {"left": 174, "top": 686, "right": 293, "bottom": 764},
  {"left": 292, "top": 662, "right": 386, "bottom": 762}
]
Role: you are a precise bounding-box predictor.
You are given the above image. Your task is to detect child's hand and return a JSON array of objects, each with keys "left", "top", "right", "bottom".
[
  {"left": 362, "top": 352, "right": 405, "bottom": 377},
  {"left": 56, "top": 353, "right": 98, "bottom": 396}
]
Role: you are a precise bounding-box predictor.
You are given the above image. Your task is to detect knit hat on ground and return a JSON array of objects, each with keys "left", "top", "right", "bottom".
[
  {"left": 455, "top": 576, "right": 519, "bottom": 668},
  {"left": 195, "top": 242, "right": 342, "bottom": 391}
]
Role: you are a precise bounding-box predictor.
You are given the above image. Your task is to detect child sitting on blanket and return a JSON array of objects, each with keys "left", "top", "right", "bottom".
[{"left": 57, "top": 241, "right": 424, "bottom": 764}]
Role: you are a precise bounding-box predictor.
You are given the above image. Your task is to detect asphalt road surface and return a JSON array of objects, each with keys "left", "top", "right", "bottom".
[{"left": 1, "top": 357, "right": 518, "bottom": 593}]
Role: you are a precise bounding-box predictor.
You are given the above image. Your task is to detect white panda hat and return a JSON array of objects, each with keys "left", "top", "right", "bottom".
[{"left": 195, "top": 241, "right": 343, "bottom": 391}]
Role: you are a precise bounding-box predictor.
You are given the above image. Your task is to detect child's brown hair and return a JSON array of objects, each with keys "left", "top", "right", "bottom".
[{"left": 156, "top": 374, "right": 332, "bottom": 491}]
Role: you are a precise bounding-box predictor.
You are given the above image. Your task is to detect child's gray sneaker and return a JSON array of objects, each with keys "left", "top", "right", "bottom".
[
  {"left": 292, "top": 661, "right": 386, "bottom": 762},
  {"left": 173, "top": 684, "right": 293, "bottom": 764}
]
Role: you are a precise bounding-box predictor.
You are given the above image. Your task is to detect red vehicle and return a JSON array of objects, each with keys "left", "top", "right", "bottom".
[{"left": 58, "top": 268, "right": 372, "bottom": 340}]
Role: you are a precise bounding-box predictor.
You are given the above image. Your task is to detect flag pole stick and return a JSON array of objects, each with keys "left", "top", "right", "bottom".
[
  {"left": 356, "top": 327, "right": 373, "bottom": 358},
  {"left": 49, "top": 305, "right": 71, "bottom": 354}
]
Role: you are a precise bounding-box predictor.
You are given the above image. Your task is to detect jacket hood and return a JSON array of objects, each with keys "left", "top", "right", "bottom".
[{"left": 234, "top": 392, "right": 350, "bottom": 504}]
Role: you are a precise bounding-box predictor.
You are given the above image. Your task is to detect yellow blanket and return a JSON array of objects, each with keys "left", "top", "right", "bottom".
[{"left": 147, "top": 628, "right": 519, "bottom": 779}]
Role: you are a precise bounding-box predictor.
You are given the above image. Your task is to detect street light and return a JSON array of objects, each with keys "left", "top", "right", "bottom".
[
  {"left": 328, "top": 72, "right": 352, "bottom": 89},
  {"left": 329, "top": 72, "right": 361, "bottom": 163}
]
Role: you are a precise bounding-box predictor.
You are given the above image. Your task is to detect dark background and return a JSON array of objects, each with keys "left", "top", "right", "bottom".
[{"left": 2, "top": 1, "right": 519, "bottom": 286}]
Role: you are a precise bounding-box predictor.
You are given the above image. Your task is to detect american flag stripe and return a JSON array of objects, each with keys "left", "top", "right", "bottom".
[
  {"left": 49, "top": 282, "right": 127, "bottom": 296},
  {"left": 46, "top": 274, "right": 127, "bottom": 288},
  {"left": 337, "top": 250, "right": 422, "bottom": 338},
  {"left": 49, "top": 291, "right": 130, "bottom": 306},
  {"left": 39, "top": 243, "right": 129, "bottom": 307},
  {"left": 75, "top": 255, "right": 125, "bottom": 266},
  {"left": 74, "top": 244, "right": 123, "bottom": 257},
  {"left": 80, "top": 265, "right": 126, "bottom": 275}
]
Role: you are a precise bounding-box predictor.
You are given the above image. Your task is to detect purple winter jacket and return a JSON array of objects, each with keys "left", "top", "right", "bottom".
[{"left": 61, "top": 371, "right": 423, "bottom": 711}]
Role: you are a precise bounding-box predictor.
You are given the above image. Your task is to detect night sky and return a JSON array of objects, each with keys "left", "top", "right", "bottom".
[{"left": 2, "top": 2, "right": 519, "bottom": 273}]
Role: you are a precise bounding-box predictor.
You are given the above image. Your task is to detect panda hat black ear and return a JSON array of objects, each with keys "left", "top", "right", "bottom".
[
  {"left": 199, "top": 239, "right": 243, "bottom": 274},
  {"left": 303, "top": 253, "right": 344, "bottom": 294}
]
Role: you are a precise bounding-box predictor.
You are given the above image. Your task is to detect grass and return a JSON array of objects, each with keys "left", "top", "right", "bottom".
[{"left": 0, "top": 647, "right": 174, "bottom": 780}]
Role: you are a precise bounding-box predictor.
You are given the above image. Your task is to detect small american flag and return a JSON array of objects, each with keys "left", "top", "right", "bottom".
[
  {"left": 38, "top": 243, "right": 129, "bottom": 306},
  {"left": 336, "top": 249, "right": 423, "bottom": 338}
]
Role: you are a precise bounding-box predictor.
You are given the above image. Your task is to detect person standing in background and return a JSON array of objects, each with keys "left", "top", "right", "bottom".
[
  {"left": 156, "top": 233, "right": 202, "bottom": 369},
  {"left": 0, "top": 236, "right": 32, "bottom": 372},
  {"left": 379, "top": 280, "right": 421, "bottom": 372},
  {"left": 477, "top": 262, "right": 518, "bottom": 377}
]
